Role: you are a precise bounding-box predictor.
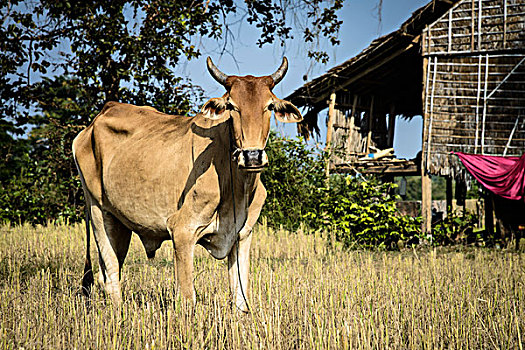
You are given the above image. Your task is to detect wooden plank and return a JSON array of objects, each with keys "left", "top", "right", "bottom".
[
  {"left": 422, "top": 29, "right": 427, "bottom": 56},
  {"left": 332, "top": 161, "right": 419, "bottom": 175}
]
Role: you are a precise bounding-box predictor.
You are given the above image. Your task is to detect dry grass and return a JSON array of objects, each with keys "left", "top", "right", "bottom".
[{"left": 1, "top": 222, "right": 524, "bottom": 349}]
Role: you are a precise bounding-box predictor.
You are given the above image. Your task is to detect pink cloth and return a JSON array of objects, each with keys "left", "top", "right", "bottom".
[{"left": 454, "top": 152, "right": 525, "bottom": 201}]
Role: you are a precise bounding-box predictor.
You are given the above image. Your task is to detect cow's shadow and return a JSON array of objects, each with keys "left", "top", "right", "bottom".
[{"left": 177, "top": 120, "right": 232, "bottom": 211}]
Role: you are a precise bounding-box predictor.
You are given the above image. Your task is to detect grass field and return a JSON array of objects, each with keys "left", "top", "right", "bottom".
[{"left": 1, "top": 222, "right": 524, "bottom": 349}]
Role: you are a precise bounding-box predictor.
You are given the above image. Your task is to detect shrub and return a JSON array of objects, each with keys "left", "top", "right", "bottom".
[
  {"left": 309, "top": 176, "right": 420, "bottom": 249},
  {"left": 0, "top": 155, "right": 83, "bottom": 225},
  {"left": 432, "top": 211, "right": 479, "bottom": 246},
  {"left": 262, "top": 132, "right": 420, "bottom": 248}
]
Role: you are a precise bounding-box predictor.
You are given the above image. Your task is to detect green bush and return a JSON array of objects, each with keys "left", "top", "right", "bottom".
[
  {"left": 261, "top": 132, "right": 326, "bottom": 230},
  {"left": 310, "top": 176, "right": 420, "bottom": 249},
  {"left": 0, "top": 155, "right": 83, "bottom": 225},
  {"left": 432, "top": 211, "right": 478, "bottom": 246},
  {"left": 262, "top": 132, "right": 420, "bottom": 248}
]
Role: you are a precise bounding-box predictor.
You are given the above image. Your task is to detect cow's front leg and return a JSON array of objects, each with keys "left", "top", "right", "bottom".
[
  {"left": 168, "top": 205, "right": 210, "bottom": 306},
  {"left": 172, "top": 237, "right": 196, "bottom": 304},
  {"left": 228, "top": 227, "right": 253, "bottom": 312},
  {"left": 228, "top": 182, "right": 266, "bottom": 312}
]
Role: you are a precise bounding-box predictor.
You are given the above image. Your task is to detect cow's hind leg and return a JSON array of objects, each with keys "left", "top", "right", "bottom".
[{"left": 90, "top": 203, "right": 132, "bottom": 305}]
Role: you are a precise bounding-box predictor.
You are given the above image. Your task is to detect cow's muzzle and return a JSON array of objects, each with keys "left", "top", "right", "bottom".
[{"left": 236, "top": 149, "right": 268, "bottom": 171}]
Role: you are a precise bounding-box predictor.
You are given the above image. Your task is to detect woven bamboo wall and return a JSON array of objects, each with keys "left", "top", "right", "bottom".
[
  {"left": 330, "top": 93, "right": 389, "bottom": 167},
  {"left": 422, "top": 0, "right": 525, "bottom": 179},
  {"left": 422, "top": 53, "right": 525, "bottom": 178},
  {"left": 422, "top": 0, "right": 525, "bottom": 55}
]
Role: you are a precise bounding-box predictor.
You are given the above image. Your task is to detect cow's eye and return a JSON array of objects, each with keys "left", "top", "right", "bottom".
[{"left": 267, "top": 103, "right": 274, "bottom": 111}]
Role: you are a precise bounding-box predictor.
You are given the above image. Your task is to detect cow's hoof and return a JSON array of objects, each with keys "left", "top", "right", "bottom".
[{"left": 233, "top": 300, "right": 249, "bottom": 314}]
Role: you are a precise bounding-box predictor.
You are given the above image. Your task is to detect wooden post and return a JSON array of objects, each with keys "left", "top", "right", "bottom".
[
  {"left": 471, "top": 0, "right": 475, "bottom": 51},
  {"left": 421, "top": 170, "right": 432, "bottom": 236},
  {"left": 478, "top": 0, "right": 482, "bottom": 51},
  {"left": 484, "top": 192, "right": 494, "bottom": 244},
  {"left": 366, "top": 95, "right": 374, "bottom": 153},
  {"left": 421, "top": 56, "right": 432, "bottom": 236},
  {"left": 446, "top": 177, "right": 453, "bottom": 217},
  {"left": 388, "top": 103, "right": 396, "bottom": 148},
  {"left": 325, "top": 91, "right": 336, "bottom": 182},
  {"left": 503, "top": 0, "right": 507, "bottom": 48}
]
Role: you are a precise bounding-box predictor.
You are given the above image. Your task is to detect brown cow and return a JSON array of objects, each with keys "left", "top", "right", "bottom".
[{"left": 73, "top": 57, "right": 302, "bottom": 311}]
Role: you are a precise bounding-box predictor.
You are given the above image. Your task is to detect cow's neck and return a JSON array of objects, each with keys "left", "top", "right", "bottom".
[
  {"left": 232, "top": 167, "right": 259, "bottom": 196},
  {"left": 211, "top": 119, "right": 261, "bottom": 210},
  {"left": 219, "top": 120, "right": 260, "bottom": 196}
]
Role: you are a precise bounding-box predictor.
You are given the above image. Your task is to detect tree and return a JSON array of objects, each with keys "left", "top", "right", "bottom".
[
  {"left": 2, "top": 0, "right": 344, "bottom": 116},
  {"left": 0, "top": 0, "right": 344, "bottom": 223}
]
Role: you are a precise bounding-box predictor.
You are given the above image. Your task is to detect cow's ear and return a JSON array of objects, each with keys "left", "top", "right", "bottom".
[
  {"left": 201, "top": 98, "right": 230, "bottom": 121},
  {"left": 272, "top": 99, "right": 303, "bottom": 123}
]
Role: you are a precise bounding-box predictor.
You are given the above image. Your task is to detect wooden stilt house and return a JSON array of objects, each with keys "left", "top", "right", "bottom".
[{"left": 286, "top": 0, "right": 525, "bottom": 233}]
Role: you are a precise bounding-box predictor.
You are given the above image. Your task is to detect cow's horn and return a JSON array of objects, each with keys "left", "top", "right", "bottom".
[
  {"left": 207, "top": 57, "right": 228, "bottom": 85},
  {"left": 270, "top": 57, "right": 288, "bottom": 85}
]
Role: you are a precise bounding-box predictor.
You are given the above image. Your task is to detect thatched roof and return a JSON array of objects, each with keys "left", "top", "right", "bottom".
[{"left": 288, "top": 0, "right": 462, "bottom": 138}]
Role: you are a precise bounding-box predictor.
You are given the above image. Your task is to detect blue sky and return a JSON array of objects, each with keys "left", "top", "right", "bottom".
[{"left": 177, "top": 0, "right": 429, "bottom": 159}]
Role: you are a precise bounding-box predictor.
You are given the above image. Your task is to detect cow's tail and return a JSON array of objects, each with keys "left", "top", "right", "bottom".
[
  {"left": 73, "top": 138, "right": 94, "bottom": 297},
  {"left": 82, "top": 205, "right": 94, "bottom": 297}
]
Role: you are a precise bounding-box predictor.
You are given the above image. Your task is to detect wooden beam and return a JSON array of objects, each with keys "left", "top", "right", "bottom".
[
  {"left": 332, "top": 159, "right": 419, "bottom": 175},
  {"left": 337, "top": 165, "right": 418, "bottom": 175},
  {"left": 325, "top": 91, "right": 336, "bottom": 180}
]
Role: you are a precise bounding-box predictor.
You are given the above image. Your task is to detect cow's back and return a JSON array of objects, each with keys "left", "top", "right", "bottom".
[{"left": 73, "top": 102, "right": 210, "bottom": 234}]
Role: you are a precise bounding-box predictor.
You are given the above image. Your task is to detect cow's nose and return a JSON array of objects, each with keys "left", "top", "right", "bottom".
[{"left": 243, "top": 150, "right": 263, "bottom": 166}]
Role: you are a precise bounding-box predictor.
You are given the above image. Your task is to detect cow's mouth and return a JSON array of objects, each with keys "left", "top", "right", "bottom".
[
  {"left": 237, "top": 149, "right": 268, "bottom": 171},
  {"left": 240, "top": 164, "right": 268, "bottom": 172}
]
